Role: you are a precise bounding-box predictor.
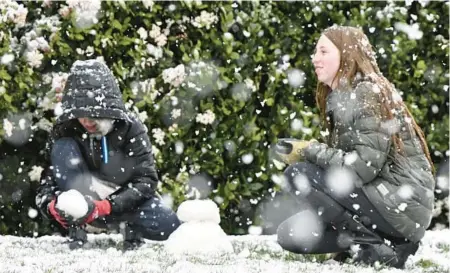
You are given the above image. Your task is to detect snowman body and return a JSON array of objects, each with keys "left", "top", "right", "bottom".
[{"left": 165, "top": 199, "right": 234, "bottom": 256}]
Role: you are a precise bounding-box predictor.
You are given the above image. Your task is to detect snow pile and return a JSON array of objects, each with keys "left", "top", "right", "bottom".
[
  {"left": 0, "top": 229, "right": 449, "bottom": 273},
  {"left": 165, "top": 199, "right": 234, "bottom": 258},
  {"left": 55, "top": 189, "right": 88, "bottom": 219}
]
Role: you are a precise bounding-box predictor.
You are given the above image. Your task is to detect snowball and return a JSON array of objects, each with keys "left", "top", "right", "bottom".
[
  {"left": 398, "top": 203, "right": 408, "bottom": 211},
  {"left": 231, "top": 83, "right": 252, "bottom": 102},
  {"left": 325, "top": 167, "right": 355, "bottom": 198},
  {"left": 223, "top": 32, "right": 233, "bottom": 40},
  {"left": 242, "top": 153, "right": 254, "bottom": 164},
  {"left": 292, "top": 173, "right": 311, "bottom": 197},
  {"left": 54, "top": 102, "right": 63, "bottom": 117},
  {"left": 3, "top": 114, "right": 32, "bottom": 147},
  {"left": 431, "top": 105, "right": 439, "bottom": 114},
  {"left": 223, "top": 140, "right": 236, "bottom": 154},
  {"left": 161, "top": 193, "right": 174, "bottom": 209},
  {"left": 56, "top": 189, "right": 88, "bottom": 219},
  {"left": 28, "top": 208, "right": 38, "bottom": 219},
  {"left": 380, "top": 119, "right": 401, "bottom": 136},
  {"left": 176, "top": 199, "right": 220, "bottom": 224},
  {"left": 174, "top": 141, "right": 184, "bottom": 154},
  {"left": 186, "top": 174, "right": 213, "bottom": 200},
  {"left": 283, "top": 209, "right": 324, "bottom": 251},
  {"left": 397, "top": 185, "right": 414, "bottom": 200},
  {"left": 287, "top": 69, "right": 305, "bottom": 88},
  {"left": 437, "top": 175, "right": 449, "bottom": 191},
  {"left": 248, "top": 225, "right": 263, "bottom": 235},
  {"left": 290, "top": 118, "right": 303, "bottom": 131},
  {"left": 394, "top": 22, "right": 423, "bottom": 40},
  {"left": 1, "top": 53, "right": 14, "bottom": 65},
  {"left": 344, "top": 152, "right": 358, "bottom": 165}
]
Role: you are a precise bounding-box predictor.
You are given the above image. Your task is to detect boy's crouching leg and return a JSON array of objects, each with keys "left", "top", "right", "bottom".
[{"left": 123, "top": 196, "right": 181, "bottom": 244}]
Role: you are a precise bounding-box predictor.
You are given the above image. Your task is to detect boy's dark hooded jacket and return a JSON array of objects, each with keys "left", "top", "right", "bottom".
[{"left": 36, "top": 60, "right": 158, "bottom": 217}]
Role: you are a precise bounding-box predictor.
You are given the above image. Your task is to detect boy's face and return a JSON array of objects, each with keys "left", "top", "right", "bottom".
[{"left": 78, "top": 117, "right": 98, "bottom": 133}]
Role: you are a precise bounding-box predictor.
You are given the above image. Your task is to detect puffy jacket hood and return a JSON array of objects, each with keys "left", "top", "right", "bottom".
[{"left": 57, "top": 59, "right": 129, "bottom": 124}]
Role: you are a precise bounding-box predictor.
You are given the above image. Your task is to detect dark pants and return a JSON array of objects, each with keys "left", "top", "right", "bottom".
[
  {"left": 51, "top": 138, "right": 180, "bottom": 241},
  {"left": 277, "top": 162, "right": 405, "bottom": 254}
]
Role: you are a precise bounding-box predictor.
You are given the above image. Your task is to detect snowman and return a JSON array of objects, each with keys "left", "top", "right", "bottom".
[{"left": 165, "top": 199, "right": 234, "bottom": 256}]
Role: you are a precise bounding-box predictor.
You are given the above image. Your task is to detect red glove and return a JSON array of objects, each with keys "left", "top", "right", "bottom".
[
  {"left": 48, "top": 199, "right": 68, "bottom": 229},
  {"left": 82, "top": 199, "right": 112, "bottom": 225},
  {"left": 48, "top": 199, "right": 111, "bottom": 227}
]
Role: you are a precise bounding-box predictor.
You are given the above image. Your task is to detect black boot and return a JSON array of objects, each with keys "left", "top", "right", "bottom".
[
  {"left": 332, "top": 212, "right": 401, "bottom": 267},
  {"left": 68, "top": 226, "right": 88, "bottom": 250},
  {"left": 121, "top": 224, "right": 144, "bottom": 251},
  {"left": 392, "top": 241, "right": 420, "bottom": 269},
  {"left": 354, "top": 243, "right": 399, "bottom": 267}
]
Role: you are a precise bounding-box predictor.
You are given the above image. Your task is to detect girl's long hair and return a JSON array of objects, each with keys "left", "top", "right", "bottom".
[{"left": 315, "top": 26, "right": 434, "bottom": 172}]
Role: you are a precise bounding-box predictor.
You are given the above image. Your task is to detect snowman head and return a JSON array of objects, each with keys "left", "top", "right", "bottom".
[{"left": 177, "top": 199, "right": 220, "bottom": 224}]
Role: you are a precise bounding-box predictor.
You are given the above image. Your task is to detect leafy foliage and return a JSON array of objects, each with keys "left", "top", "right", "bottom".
[{"left": 0, "top": 0, "right": 448, "bottom": 236}]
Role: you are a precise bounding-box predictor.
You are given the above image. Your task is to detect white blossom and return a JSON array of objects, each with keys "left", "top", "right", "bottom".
[
  {"left": 38, "top": 96, "right": 55, "bottom": 111},
  {"left": 244, "top": 78, "right": 257, "bottom": 92},
  {"left": 137, "top": 27, "right": 148, "bottom": 40},
  {"left": 85, "top": 46, "right": 94, "bottom": 56},
  {"left": 3, "top": 118, "right": 13, "bottom": 137},
  {"left": 35, "top": 118, "right": 53, "bottom": 132},
  {"left": 142, "top": 0, "right": 154, "bottom": 10},
  {"left": 66, "top": 0, "right": 101, "bottom": 29},
  {"left": 154, "top": 34, "right": 167, "bottom": 47},
  {"left": 162, "top": 64, "right": 186, "bottom": 87},
  {"left": 25, "top": 50, "right": 44, "bottom": 68},
  {"left": 5, "top": 2, "right": 28, "bottom": 27},
  {"left": 42, "top": 0, "right": 52, "bottom": 7},
  {"left": 171, "top": 109, "right": 181, "bottom": 120},
  {"left": 34, "top": 15, "right": 62, "bottom": 33},
  {"left": 149, "top": 24, "right": 161, "bottom": 39},
  {"left": 394, "top": 22, "right": 423, "bottom": 40},
  {"left": 152, "top": 128, "right": 166, "bottom": 146},
  {"left": 138, "top": 111, "right": 148, "bottom": 123},
  {"left": 51, "top": 73, "right": 69, "bottom": 92},
  {"left": 36, "top": 37, "right": 50, "bottom": 52},
  {"left": 146, "top": 43, "right": 163, "bottom": 59},
  {"left": 58, "top": 6, "right": 71, "bottom": 18},
  {"left": 27, "top": 39, "right": 39, "bottom": 52},
  {"left": 192, "top": 11, "right": 218, "bottom": 30},
  {"left": 196, "top": 110, "right": 215, "bottom": 125},
  {"left": 28, "top": 165, "right": 44, "bottom": 182}
]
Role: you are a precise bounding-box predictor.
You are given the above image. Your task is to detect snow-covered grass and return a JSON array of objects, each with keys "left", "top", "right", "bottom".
[{"left": 1, "top": 229, "right": 449, "bottom": 273}]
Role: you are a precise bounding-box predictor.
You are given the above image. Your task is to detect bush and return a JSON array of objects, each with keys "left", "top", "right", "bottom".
[{"left": 0, "top": 0, "right": 448, "bottom": 236}]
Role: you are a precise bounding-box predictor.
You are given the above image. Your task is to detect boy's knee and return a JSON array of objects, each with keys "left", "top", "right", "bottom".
[
  {"left": 133, "top": 201, "right": 181, "bottom": 240},
  {"left": 51, "top": 138, "right": 80, "bottom": 158}
]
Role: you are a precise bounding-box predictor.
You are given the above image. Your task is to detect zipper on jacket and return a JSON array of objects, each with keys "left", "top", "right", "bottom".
[{"left": 90, "top": 136, "right": 109, "bottom": 168}]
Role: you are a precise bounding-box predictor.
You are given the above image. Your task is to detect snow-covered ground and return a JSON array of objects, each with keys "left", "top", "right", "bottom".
[{"left": 1, "top": 229, "right": 449, "bottom": 273}]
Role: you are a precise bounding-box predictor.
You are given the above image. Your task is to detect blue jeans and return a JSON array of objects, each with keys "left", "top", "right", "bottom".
[{"left": 51, "top": 137, "right": 180, "bottom": 241}]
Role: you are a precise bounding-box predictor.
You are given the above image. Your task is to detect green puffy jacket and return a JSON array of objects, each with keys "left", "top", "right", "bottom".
[{"left": 303, "top": 80, "right": 435, "bottom": 243}]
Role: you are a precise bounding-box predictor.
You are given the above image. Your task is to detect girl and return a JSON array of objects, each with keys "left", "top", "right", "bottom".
[{"left": 276, "top": 26, "right": 435, "bottom": 268}]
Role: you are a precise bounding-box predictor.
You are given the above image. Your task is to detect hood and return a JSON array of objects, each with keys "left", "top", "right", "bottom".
[{"left": 56, "top": 59, "right": 129, "bottom": 124}]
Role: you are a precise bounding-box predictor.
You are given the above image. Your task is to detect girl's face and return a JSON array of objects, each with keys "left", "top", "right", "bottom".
[{"left": 312, "top": 35, "right": 341, "bottom": 89}]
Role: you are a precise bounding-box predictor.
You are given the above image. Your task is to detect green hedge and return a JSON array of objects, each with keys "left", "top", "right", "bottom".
[{"left": 0, "top": 0, "right": 448, "bottom": 236}]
